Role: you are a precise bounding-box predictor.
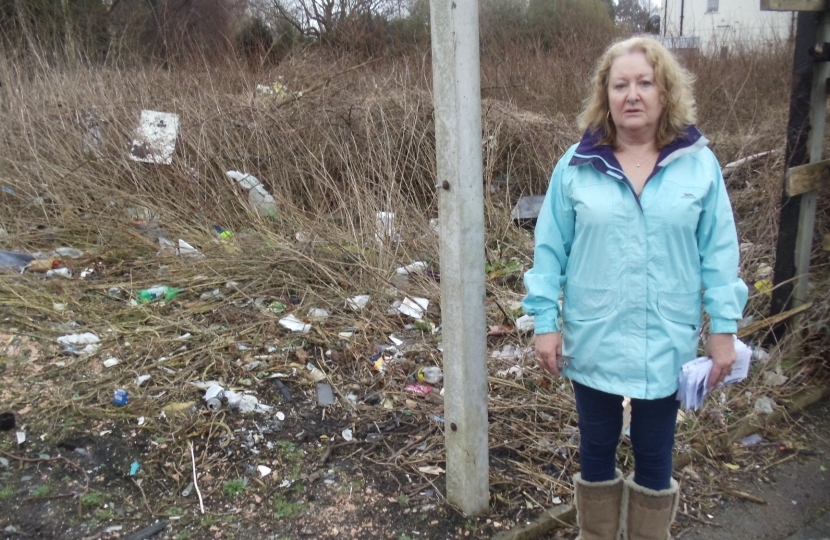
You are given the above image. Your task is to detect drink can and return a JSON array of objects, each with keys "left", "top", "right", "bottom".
[{"left": 113, "top": 389, "right": 129, "bottom": 406}]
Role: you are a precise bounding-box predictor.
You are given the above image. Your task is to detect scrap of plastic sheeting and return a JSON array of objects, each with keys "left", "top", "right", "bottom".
[
  {"left": 754, "top": 396, "right": 776, "bottom": 414},
  {"left": 375, "top": 211, "right": 399, "bottom": 244},
  {"left": 316, "top": 383, "right": 336, "bottom": 406},
  {"left": 341, "top": 429, "right": 353, "bottom": 442},
  {"left": 135, "top": 374, "right": 151, "bottom": 386},
  {"left": 418, "top": 465, "right": 445, "bottom": 475},
  {"left": 398, "top": 297, "right": 429, "bottom": 318},
  {"left": 178, "top": 240, "right": 202, "bottom": 258},
  {"left": 129, "top": 110, "right": 180, "bottom": 165},
  {"left": 491, "top": 343, "right": 523, "bottom": 361},
  {"left": 257, "top": 465, "right": 272, "bottom": 478},
  {"left": 279, "top": 315, "right": 311, "bottom": 334},
  {"left": 57, "top": 333, "right": 100, "bottom": 354},
  {"left": 515, "top": 314, "right": 535, "bottom": 332},
  {"left": 396, "top": 261, "right": 427, "bottom": 275},
  {"left": 389, "top": 334, "right": 404, "bottom": 347},
  {"left": 0, "top": 251, "right": 35, "bottom": 269},
  {"left": 510, "top": 195, "right": 545, "bottom": 223},
  {"left": 763, "top": 370, "right": 788, "bottom": 387},
  {"left": 103, "top": 358, "right": 120, "bottom": 368},
  {"left": 496, "top": 365, "right": 524, "bottom": 379},
  {"left": 346, "top": 295, "right": 370, "bottom": 311},
  {"left": 307, "top": 308, "right": 329, "bottom": 322}
]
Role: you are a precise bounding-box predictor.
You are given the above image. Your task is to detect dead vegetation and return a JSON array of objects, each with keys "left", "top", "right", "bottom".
[{"left": 0, "top": 37, "right": 829, "bottom": 539}]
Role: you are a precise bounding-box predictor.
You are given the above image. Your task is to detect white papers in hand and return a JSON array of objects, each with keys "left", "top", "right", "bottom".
[{"left": 677, "top": 337, "right": 752, "bottom": 411}]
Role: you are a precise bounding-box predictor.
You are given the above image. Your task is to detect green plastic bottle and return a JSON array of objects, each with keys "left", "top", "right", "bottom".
[{"left": 136, "top": 286, "right": 181, "bottom": 304}]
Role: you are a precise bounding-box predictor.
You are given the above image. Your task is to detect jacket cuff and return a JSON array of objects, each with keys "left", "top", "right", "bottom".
[
  {"left": 710, "top": 317, "right": 738, "bottom": 334},
  {"left": 533, "top": 315, "right": 560, "bottom": 334}
]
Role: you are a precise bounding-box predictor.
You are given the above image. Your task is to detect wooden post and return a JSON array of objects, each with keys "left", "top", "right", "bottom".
[
  {"left": 769, "top": 10, "right": 823, "bottom": 341},
  {"left": 793, "top": 12, "right": 830, "bottom": 309},
  {"left": 430, "top": 0, "right": 490, "bottom": 516}
]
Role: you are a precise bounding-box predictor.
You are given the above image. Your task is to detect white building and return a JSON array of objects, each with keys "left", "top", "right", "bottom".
[{"left": 661, "top": 0, "right": 795, "bottom": 52}]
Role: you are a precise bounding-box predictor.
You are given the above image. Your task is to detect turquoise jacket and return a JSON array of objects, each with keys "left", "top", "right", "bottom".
[{"left": 522, "top": 127, "right": 748, "bottom": 399}]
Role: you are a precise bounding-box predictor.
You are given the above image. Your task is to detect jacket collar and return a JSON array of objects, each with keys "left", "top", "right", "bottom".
[{"left": 568, "top": 125, "right": 709, "bottom": 180}]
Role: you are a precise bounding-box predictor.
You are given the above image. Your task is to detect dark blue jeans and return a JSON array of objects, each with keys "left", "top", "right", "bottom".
[{"left": 572, "top": 380, "right": 679, "bottom": 490}]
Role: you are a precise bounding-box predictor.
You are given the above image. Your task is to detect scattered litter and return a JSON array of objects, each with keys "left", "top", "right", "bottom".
[
  {"left": 515, "top": 314, "right": 535, "bottom": 332},
  {"left": 135, "top": 374, "right": 151, "bottom": 386},
  {"left": 338, "top": 330, "right": 355, "bottom": 339},
  {"left": 199, "top": 289, "right": 225, "bottom": 301},
  {"left": 137, "top": 416, "right": 145, "bottom": 426},
  {"left": 342, "top": 429, "right": 353, "bottom": 442},
  {"left": 396, "top": 261, "right": 427, "bottom": 275},
  {"left": 754, "top": 278, "right": 773, "bottom": 297},
  {"left": 274, "top": 380, "right": 293, "bottom": 403},
  {"left": 491, "top": 343, "right": 523, "bottom": 361},
  {"left": 136, "top": 286, "right": 181, "bottom": 304},
  {"left": 161, "top": 402, "right": 196, "bottom": 416},
  {"left": 763, "top": 370, "right": 788, "bottom": 387},
  {"left": 375, "top": 211, "right": 399, "bottom": 244},
  {"left": 276, "top": 412, "right": 286, "bottom": 421},
  {"left": 16, "top": 431, "right": 25, "bottom": 445},
  {"left": 226, "top": 170, "right": 278, "bottom": 218},
  {"left": 279, "top": 315, "right": 311, "bottom": 334},
  {"left": 740, "top": 434, "right": 763, "bottom": 447},
  {"left": 204, "top": 385, "right": 224, "bottom": 412},
  {"left": 496, "top": 365, "right": 524, "bottom": 379},
  {"left": 751, "top": 346, "right": 771, "bottom": 362},
  {"left": 53, "top": 247, "right": 84, "bottom": 259},
  {"left": 0, "top": 250, "right": 34, "bottom": 270},
  {"left": 346, "top": 295, "right": 370, "bottom": 310},
  {"left": 316, "top": 383, "right": 336, "bottom": 406},
  {"left": 405, "top": 383, "right": 433, "bottom": 396},
  {"left": 80, "top": 268, "right": 95, "bottom": 279},
  {"left": 46, "top": 268, "right": 72, "bottom": 278},
  {"left": 129, "top": 110, "right": 180, "bottom": 165},
  {"left": 108, "top": 287, "right": 123, "bottom": 298},
  {"left": 113, "top": 389, "right": 129, "bottom": 406},
  {"left": 754, "top": 396, "right": 776, "bottom": 415},
  {"left": 130, "top": 461, "right": 140, "bottom": 476},
  {"left": 510, "top": 195, "right": 545, "bottom": 227},
  {"left": 57, "top": 332, "right": 100, "bottom": 355},
  {"left": 0, "top": 412, "right": 15, "bottom": 431},
  {"left": 307, "top": 363, "right": 326, "bottom": 382},
  {"left": 182, "top": 482, "right": 194, "bottom": 497},
  {"left": 257, "top": 465, "right": 272, "bottom": 478},
  {"left": 177, "top": 239, "right": 202, "bottom": 258},
  {"left": 307, "top": 308, "right": 329, "bottom": 322},
  {"left": 389, "top": 334, "right": 404, "bottom": 347},
  {"left": 104, "top": 526, "right": 123, "bottom": 534},
  {"left": 416, "top": 366, "right": 443, "bottom": 384},
  {"left": 418, "top": 465, "right": 445, "bottom": 475},
  {"left": 398, "top": 296, "right": 429, "bottom": 318},
  {"left": 175, "top": 333, "right": 192, "bottom": 341}
]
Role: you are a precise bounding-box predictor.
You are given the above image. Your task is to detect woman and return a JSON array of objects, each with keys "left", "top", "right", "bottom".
[{"left": 522, "top": 36, "right": 747, "bottom": 540}]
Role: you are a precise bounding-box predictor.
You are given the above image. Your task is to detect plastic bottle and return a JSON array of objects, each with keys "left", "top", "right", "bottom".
[
  {"left": 416, "top": 366, "right": 443, "bottom": 384},
  {"left": 226, "top": 171, "right": 278, "bottom": 218},
  {"left": 136, "top": 286, "right": 181, "bottom": 304}
]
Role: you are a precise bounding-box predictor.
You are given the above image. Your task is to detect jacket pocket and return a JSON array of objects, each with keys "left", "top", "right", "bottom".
[
  {"left": 563, "top": 285, "right": 616, "bottom": 321},
  {"left": 657, "top": 291, "right": 702, "bottom": 327}
]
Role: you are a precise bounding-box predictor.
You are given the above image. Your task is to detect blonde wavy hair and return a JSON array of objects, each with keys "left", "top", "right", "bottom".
[{"left": 577, "top": 36, "right": 697, "bottom": 148}]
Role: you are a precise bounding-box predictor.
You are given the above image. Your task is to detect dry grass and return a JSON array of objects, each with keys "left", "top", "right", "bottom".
[{"left": 0, "top": 37, "right": 829, "bottom": 533}]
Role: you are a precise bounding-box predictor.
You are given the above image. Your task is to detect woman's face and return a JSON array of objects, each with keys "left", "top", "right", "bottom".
[{"left": 607, "top": 51, "right": 664, "bottom": 140}]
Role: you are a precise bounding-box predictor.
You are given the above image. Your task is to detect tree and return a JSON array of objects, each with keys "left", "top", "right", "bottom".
[{"left": 615, "top": 0, "right": 650, "bottom": 32}]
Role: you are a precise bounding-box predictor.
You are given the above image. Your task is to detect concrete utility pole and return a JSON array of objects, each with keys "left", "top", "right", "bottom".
[{"left": 429, "top": 0, "right": 489, "bottom": 517}]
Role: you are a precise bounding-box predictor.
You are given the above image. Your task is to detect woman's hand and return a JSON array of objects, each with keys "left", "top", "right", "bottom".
[
  {"left": 535, "top": 332, "right": 563, "bottom": 377},
  {"left": 706, "top": 333, "right": 736, "bottom": 389}
]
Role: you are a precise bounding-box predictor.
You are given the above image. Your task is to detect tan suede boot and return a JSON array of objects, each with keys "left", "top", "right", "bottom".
[
  {"left": 622, "top": 476, "right": 680, "bottom": 540},
  {"left": 573, "top": 469, "right": 624, "bottom": 540}
]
